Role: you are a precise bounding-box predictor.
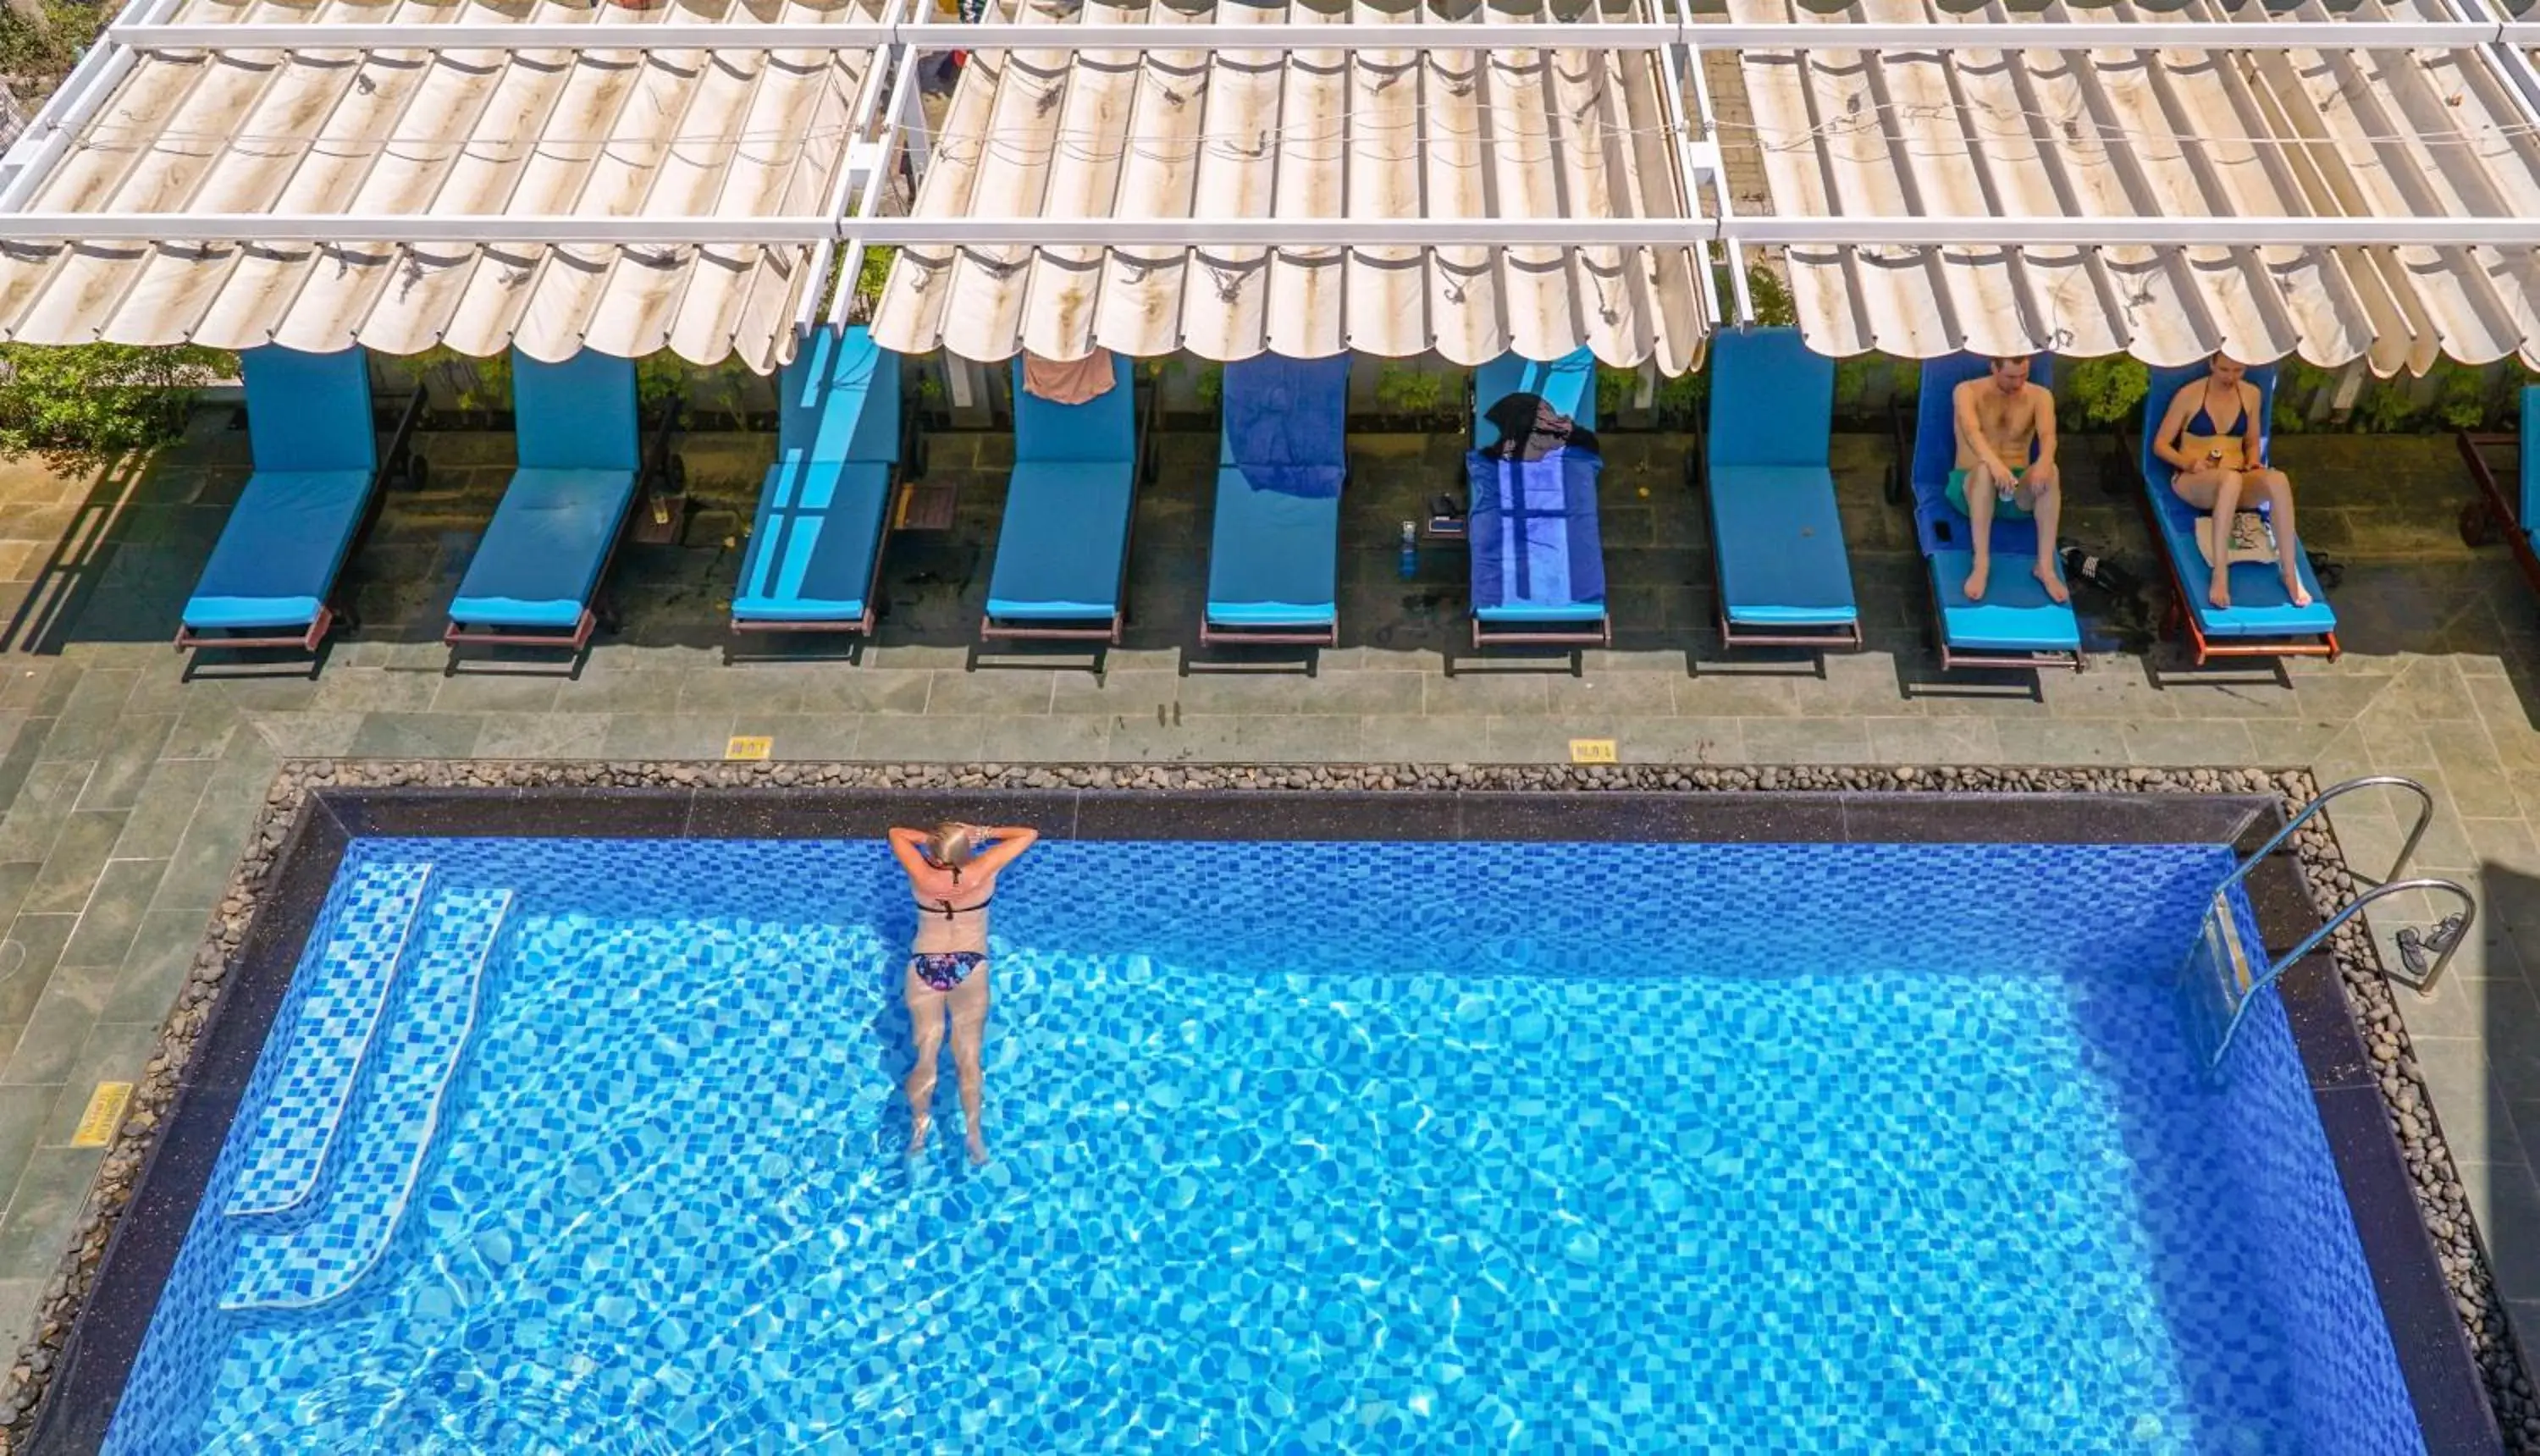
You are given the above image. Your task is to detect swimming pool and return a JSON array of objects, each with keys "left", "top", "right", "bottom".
[{"left": 93, "top": 830, "right": 2423, "bottom": 1453}]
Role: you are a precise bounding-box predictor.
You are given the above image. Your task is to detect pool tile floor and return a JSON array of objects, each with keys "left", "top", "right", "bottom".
[{"left": 0, "top": 421, "right": 2535, "bottom": 1390}]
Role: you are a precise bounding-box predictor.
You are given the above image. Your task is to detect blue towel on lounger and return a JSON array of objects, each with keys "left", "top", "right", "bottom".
[
  {"left": 1467, "top": 447, "right": 1604, "bottom": 615},
  {"left": 1222, "top": 354, "right": 1347, "bottom": 500}
]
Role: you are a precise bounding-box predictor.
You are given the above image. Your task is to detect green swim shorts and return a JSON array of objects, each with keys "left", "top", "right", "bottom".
[{"left": 1946, "top": 466, "right": 2031, "bottom": 521}]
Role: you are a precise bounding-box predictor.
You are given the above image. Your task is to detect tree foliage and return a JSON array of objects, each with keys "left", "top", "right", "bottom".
[{"left": 0, "top": 343, "right": 235, "bottom": 462}]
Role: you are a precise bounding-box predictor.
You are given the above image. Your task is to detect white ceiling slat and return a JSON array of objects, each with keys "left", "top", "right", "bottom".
[{"left": 19, "top": 0, "right": 2540, "bottom": 370}]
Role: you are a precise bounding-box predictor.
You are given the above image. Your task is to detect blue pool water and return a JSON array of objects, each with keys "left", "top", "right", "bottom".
[{"left": 107, "top": 837, "right": 2421, "bottom": 1454}]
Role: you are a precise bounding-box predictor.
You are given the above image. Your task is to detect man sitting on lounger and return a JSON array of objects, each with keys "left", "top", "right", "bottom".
[{"left": 1951, "top": 356, "right": 2068, "bottom": 604}]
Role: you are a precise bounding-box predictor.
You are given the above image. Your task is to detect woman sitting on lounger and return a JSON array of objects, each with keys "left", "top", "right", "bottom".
[
  {"left": 888, "top": 819, "right": 1039, "bottom": 1162},
  {"left": 2155, "top": 352, "right": 2310, "bottom": 610}
]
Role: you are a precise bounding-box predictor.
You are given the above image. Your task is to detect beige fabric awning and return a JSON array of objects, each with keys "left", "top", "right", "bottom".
[
  {"left": 1718, "top": 0, "right": 2540, "bottom": 372},
  {"left": 869, "top": 0, "right": 1715, "bottom": 372},
  {"left": 0, "top": 0, "right": 881, "bottom": 372}
]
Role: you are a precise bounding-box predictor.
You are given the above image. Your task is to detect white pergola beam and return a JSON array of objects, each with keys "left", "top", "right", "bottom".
[
  {"left": 16, "top": 212, "right": 2540, "bottom": 247},
  {"left": 98, "top": 19, "right": 2540, "bottom": 52}
]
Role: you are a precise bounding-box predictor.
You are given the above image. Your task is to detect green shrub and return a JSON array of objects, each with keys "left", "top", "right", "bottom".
[
  {"left": 0, "top": 343, "right": 234, "bottom": 462},
  {"left": 1374, "top": 362, "right": 1446, "bottom": 419},
  {"left": 1742, "top": 263, "right": 1796, "bottom": 328},
  {"left": 856, "top": 244, "right": 897, "bottom": 303},
  {"left": 1192, "top": 361, "right": 1223, "bottom": 410},
  {"left": 0, "top": 0, "right": 102, "bottom": 78},
  {"left": 2061, "top": 355, "right": 2149, "bottom": 430},
  {"left": 2434, "top": 362, "right": 2495, "bottom": 431},
  {"left": 1596, "top": 365, "right": 1639, "bottom": 419},
  {"left": 635, "top": 351, "right": 687, "bottom": 419},
  {"left": 2270, "top": 359, "right": 2336, "bottom": 434},
  {"left": 1654, "top": 364, "right": 1706, "bottom": 424}
]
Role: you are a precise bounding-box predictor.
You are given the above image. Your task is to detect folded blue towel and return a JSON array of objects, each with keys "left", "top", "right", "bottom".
[
  {"left": 1467, "top": 446, "right": 1604, "bottom": 613},
  {"left": 1223, "top": 354, "right": 1349, "bottom": 499}
]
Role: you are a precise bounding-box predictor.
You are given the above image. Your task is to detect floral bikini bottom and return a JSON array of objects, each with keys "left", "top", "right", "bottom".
[{"left": 908, "top": 951, "right": 986, "bottom": 992}]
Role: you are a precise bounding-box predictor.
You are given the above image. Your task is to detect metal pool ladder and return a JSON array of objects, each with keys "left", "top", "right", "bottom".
[{"left": 2183, "top": 775, "right": 2477, "bottom": 1070}]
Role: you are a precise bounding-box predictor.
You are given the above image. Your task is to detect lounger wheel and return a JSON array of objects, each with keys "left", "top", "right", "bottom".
[
  {"left": 402, "top": 455, "right": 429, "bottom": 492},
  {"left": 666, "top": 455, "right": 688, "bottom": 494},
  {"left": 908, "top": 433, "right": 930, "bottom": 481},
  {"left": 2460, "top": 499, "right": 2503, "bottom": 549},
  {"left": 1882, "top": 461, "right": 1903, "bottom": 505}
]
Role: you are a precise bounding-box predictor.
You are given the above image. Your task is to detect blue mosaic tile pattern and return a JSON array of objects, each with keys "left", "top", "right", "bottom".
[
  {"left": 108, "top": 838, "right": 2423, "bottom": 1454},
  {"left": 224, "top": 862, "right": 432, "bottom": 1218},
  {"left": 221, "top": 887, "right": 511, "bottom": 1312}
]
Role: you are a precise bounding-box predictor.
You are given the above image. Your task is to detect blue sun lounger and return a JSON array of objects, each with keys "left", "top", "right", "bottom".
[
  {"left": 732, "top": 326, "right": 908, "bottom": 636},
  {"left": 446, "top": 351, "right": 643, "bottom": 653},
  {"left": 984, "top": 353, "right": 1146, "bottom": 643},
  {"left": 2139, "top": 361, "right": 2339, "bottom": 665},
  {"left": 1904, "top": 354, "right": 2083, "bottom": 672},
  {"left": 179, "top": 346, "right": 391, "bottom": 654},
  {"left": 1466, "top": 349, "right": 1610, "bottom": 647},
  {"left": 2456, "top": 386, "right": 2540, "bottom": 601},
  {"left": 1203, "top": 354, "right": 1351, "bottom": 647},
  {"left": 1702, "top": 328, "right": 1860, "bottom": 651}
]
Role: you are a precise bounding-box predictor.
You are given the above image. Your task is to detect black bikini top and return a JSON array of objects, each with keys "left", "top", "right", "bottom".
[{"left": 916, "top": 856, "right": 993, "bottom": 920}]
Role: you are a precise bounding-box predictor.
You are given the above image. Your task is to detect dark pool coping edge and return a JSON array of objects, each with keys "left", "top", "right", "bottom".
[{"left": 12, "top": 764, "right": 2515, "bottom": 1456}]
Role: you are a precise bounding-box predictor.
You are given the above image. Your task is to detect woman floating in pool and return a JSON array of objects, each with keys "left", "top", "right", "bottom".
[{"left": 887, "top": 819, "right": 1039, "bottom": 1162}]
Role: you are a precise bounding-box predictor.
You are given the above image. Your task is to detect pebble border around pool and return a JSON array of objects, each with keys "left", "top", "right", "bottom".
[{"left": 5, "top": 759, "right": 2534, "bottom": 1455}]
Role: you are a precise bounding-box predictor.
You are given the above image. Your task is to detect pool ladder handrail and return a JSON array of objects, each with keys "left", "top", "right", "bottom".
[{"left": 2201, "top": 776, "right": 2477, "bottom": 1068}]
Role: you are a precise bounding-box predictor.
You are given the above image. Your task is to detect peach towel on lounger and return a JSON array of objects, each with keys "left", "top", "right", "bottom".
[{"left": 1022, "top": 350, "right": 1117, "bottom": 406}]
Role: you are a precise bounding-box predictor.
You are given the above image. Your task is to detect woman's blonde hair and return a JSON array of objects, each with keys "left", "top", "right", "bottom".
[{"left": 929, "top": 822, "right": 978, "bottom": 868}]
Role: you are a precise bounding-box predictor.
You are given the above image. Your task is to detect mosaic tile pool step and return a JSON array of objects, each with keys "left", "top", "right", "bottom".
[
  {"left": 220, "top": 887, "right": 511, "bottom": 1312},
  {"left": 223, "top": 862, "right": 433, "bottom": 1219}
]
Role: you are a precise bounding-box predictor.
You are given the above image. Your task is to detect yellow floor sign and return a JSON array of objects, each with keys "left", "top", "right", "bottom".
[
  {"left": 725, "top": 736, "right": 772, "bottom": 762},
  {"left": 72, "top": 1082, "right": 132, "bottom": 1148},
  {"left": 1568, "top": 738, "right": 1618, "bottom": 764}
]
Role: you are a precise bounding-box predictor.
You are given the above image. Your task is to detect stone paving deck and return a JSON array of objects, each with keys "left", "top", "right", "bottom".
[{"left": 0, "top": 411, "right": 2532, "bottom": 1389}]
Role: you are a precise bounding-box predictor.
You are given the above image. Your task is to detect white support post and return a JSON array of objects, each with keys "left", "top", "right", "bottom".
[
  {"left": 797, "top": 0, "right": 908, "bottom": 338},
  {"left": 827, "top": 29, "right": 927, "bottom": 331},
  {"left": 1650, "top": 8, "right": 1726, "bottom": 332},
  {"left": 1678, "top": 38, "right": 1753, "bottom": 328}
]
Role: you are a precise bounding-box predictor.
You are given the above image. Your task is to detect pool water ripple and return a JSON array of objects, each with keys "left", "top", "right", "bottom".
[{"left": 107, "top": 839, "right": 2419, "bottom": 1454}]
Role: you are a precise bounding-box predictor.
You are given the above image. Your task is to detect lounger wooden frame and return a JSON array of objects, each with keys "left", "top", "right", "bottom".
[
  {"left": 2456, "top": 427, "right": 2540, "bottom": 601},
  {"left": 1471, "top": 614, "right": 1611, "bottom": 649},
  {"left": 979, "top": 378, "right": 1154, "bottom": 647},
  {"left": 2122, "top": 424, "right": 2340, "bottom": 668},
  {"left": 175, "top": 387, "right": 428, "bottom": 657},
  {"left": 444, "top": 402, "right": 679, "bottom": 655}
]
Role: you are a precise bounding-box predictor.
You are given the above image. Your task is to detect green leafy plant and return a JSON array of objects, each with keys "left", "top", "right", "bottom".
[
  {"left": 2060, "top": 355, "right": 2149, "bottom": 430},
  {"left": 1192, "top": 361, "right": 1223, "bottom": 410},
  {"left": 856, "top": 245, "right": 897, "bottom": 303},
  {"left": 2271, "top": 359, "right": 2337, "bottom": 435},
  {"left": 1374, "top": 362, "right": 1447, "bottom": 420},
  {"left": 0, "top": 0, "right": 103, "bottom": 79},
  {"left": 1831, "top": 356, "right": 1876, "bottom": 421},
  {"left": 1596, "top": 365, "right": 1639, "bottom": 421},
  {"left": 2349, "top": 376, "right": 2423, "bottom": 436},
  {"left": 1653, "top": 364, "right": 1707, "bottom": 425},
  {"left": 432, "top": 348, "right": 511, "bottom": 415},
  {"left": 2434, "top": 362, "right": 2495, "bottom": 432},
  {"left": 0, "top": 343, "right": 234, "bottom": 462},
  {"left": 1743, "top": 263, "right": 1797, "bottom": 328},
  {"left": 635, "top": 351, "right": 687, "bottom": 420}
]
